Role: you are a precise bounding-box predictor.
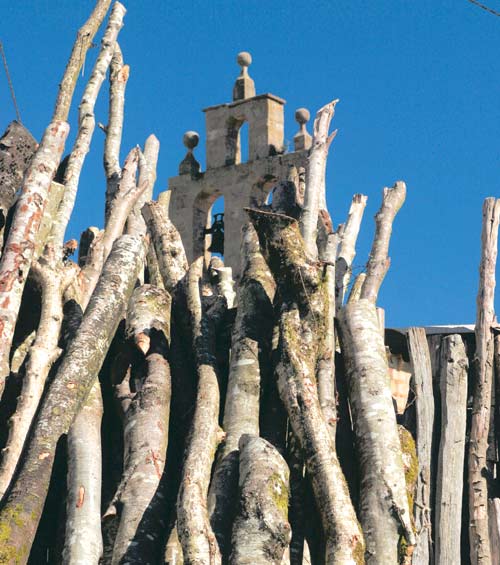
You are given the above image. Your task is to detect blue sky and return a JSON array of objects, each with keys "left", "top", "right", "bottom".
[{"left": 1, "top": 0, "right": 499, "bottom": 326}]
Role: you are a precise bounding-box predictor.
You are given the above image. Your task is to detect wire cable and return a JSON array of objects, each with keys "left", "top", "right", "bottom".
[
  {"left": 466, "top": 0, "right": 500, "bottom": 17},
  {"left": 0, "top": 41, "right": 22, "bottom": 123}
]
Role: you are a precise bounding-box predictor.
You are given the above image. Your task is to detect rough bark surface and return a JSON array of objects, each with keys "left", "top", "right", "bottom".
[{"left": 230, "top": 435, "right": 291, "bottom": 565}]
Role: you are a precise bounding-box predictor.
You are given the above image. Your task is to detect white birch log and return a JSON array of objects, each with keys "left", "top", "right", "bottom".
[
  {"left": 230, "top": 435, "right": 291, "bottom": 565},
  {"left": 434, "top": 334, "right": 468, "bottom": 565},
  {"left": 469, "top": 197, "right": 500, "bottom": 565}
]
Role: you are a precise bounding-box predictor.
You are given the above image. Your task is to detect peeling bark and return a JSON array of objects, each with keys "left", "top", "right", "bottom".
[
  {"left": 0, "top": 235, "right": 145, "bottom": 564},
  {"left": 469, "top": 197, "right": 500, "bottom": 565},
  {"left": 230, "top": 435, "right": 291, "bottom": 565},
  {"left": 142, "top": 200, "right": 189, "bottom": 293}
]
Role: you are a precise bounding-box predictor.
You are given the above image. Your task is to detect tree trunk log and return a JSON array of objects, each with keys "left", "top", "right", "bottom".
[
  {"left": 177, "top": 257, "right": 224, "bottom": 565},
  {"left": 208, "top": 223, "right": 275, "bottom": 560},
  {"left": 248, "top": 208, "right": 364, "bottom": 564},
  {"left": 338, "top": 299, "right": 415, "bottom": 563},
  {"left": 0, "top": 234, "right": 145, "bottom": 564},
  {"left": 230, "top": 435, "right": 291, "bottom": 565},
  {"left": 435, "top": 334, "right": 468, "bottom": 565},
  {"left": 109, "top": 284, "right": 171, "bottom": 564}
]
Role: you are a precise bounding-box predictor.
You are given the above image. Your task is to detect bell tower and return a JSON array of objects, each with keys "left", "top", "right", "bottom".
[{"left": 166, "top": 52, "right": 313, "bottom": 278}]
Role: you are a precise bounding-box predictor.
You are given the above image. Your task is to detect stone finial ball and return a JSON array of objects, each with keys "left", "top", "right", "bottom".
[
  {"left": 295, "top": 108, "right": 310, "bottom": 125},
  {"left": 237, "top": 51, "right": 252, "bottom": 68},
  {"left": 183, "top": 131, "right": 199, "bottom": 150}
]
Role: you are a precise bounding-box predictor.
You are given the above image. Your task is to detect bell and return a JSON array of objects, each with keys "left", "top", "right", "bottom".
[{"left": 205, "top": 213, "right": 225, "bottom": 255}]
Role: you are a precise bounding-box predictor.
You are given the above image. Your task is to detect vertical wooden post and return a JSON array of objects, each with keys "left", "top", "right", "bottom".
[
  {"left": 435, "top": 334, "right": 468, "bottom": 564},
  {"left": 407, "top": 327, "right": 434, "bottom": 565}
]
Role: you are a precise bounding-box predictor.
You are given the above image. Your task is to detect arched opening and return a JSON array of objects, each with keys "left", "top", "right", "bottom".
[
  {"left": 207, "top": 196, "right": 225, "bottom": 260},
  {"left": 249, "top": 175, "right": 277, "bottom": 207}
]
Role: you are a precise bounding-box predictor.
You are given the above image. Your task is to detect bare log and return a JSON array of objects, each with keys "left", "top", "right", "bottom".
[
  {"left": 208, "top": 223, "right": 275, "bottom": 558},
  {"left": 0, "top": 121, "right": 69, "bottom": 395},
  {"left": 248, "top": 208, "right": 364, "bottom": 564},
  {"left": 52, "top": 0, "right": 112, "bottom": 122},
  {"left": 435, "top": 334, "right": 468, "bottom": 565},
  {"left": 177, "top": 257, "right": 224, "bottom": 565},
  {"left": 406, "top": 327, "right": 434, "bottom": 565},
  {"left": 469, "top": 197, "right": 500, "bottom": 565},
  {"left": 126, "top": 134, "right": 160, "bottom": 236},
  {"left": 360, "top": 181, "right": 406, "bottom": 303},
  {"left": 335, "top": 193, "right": 367, "bottom": 311},
  {"left": 109, "top": 285, "right": 171, "bottom": 564},
  {"left": 337, "top": 182, "right": 413, "bottom": 563},
  {"left": 49, "top": 2, "right": 127, "bottom": 253},
  {"left": 63, "top": 380, "right": 104, "bottom": 565},
  {"left": 299, "top": 100, "right": 338, "bottom": 259},
  {"left": 230, "top": 435, "right": 291, "bottom": 565},
  {"left": 0, "top": 251, "right": 77, "bottom": 500},
  {"left": 142, "top": 200, "right": 189, "bottom": 293},
  {"left": 104, "top": 44, "right": 129, "bottom": 219},
  {"left": 0, "top": 235, "right": 145, "bottom": 564}
]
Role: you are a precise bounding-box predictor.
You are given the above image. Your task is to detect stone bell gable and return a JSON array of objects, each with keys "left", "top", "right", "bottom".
[{"left": 167, "top": 52, "right": 313, "bottom": 278}]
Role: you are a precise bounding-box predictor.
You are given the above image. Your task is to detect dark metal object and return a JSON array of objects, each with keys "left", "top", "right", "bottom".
[{"left": 204, "top": 213, "right": 225, "bottom": 255}]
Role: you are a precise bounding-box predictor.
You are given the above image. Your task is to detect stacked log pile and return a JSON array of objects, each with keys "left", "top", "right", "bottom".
[{"left": 0, "top": 2, "right": 499, "bottom": 564}]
